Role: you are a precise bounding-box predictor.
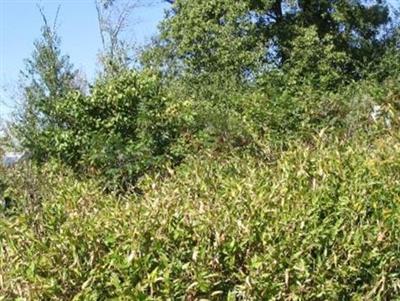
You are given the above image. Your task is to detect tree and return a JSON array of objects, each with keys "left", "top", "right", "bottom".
[
  {"left": 94, "top": 0, "right": 170, "bottom": 76},
  {"left": 14, "top": 6, "right": 79, "bottom": 161},
  {"left": 95, "top": 0, "right": 139, "bottom": 76},
  {"left": 145, "top": 0, "right": 263, "bottom": 80},
  {"left": 144, "top": 0, "right": 394, "bottom": 84}
]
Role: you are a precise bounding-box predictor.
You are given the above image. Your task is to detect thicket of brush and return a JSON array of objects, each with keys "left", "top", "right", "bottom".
[
  {"left": 1, "top": 0, "right": 400, "bottom": 299},
  {"left": 2, "top": 74, "right": 400, "bottom": 299}
]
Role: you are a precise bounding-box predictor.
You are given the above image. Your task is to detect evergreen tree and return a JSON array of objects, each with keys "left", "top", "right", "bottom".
[{"left": 15, "top": 7, "right": 78, "bottom": 161}]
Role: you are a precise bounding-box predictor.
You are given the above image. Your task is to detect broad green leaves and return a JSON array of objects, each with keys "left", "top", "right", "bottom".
[
  {"left": 145, "top": 0, "right": 393, "bottom": 87},
  {"left": 50, "top": 71, "right": 177, "bottom": 190}
]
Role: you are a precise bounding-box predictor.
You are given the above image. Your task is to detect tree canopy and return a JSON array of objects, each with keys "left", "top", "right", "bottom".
[{"left": 145, "top": 0, "right": 393, "bottom": 83}]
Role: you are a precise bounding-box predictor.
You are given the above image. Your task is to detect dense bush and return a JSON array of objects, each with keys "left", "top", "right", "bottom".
[
  {"left": 3, "top": 1, "right": 399, "bottom": 299},
  {"left": 2, "top": 74, "right": 400, "bottom": 299},
  {"left": 22, "top": 70, "right": 183, "bottom": 190},
  {"left": 2, "top": 123, "right": 400, "bottom": 299}
]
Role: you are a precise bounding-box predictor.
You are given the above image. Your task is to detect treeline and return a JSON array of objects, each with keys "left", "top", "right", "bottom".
[{"left": 7, "top": 0, "right": 399, "bottom": 189}]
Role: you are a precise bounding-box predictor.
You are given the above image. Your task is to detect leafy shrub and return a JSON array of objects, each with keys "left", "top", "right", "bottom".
[
  {"left": 26, "top": 70, "right": 181, "bottom": 190},
  {"left": 250, "top": 72, "right": 400, "bottom": 146}
]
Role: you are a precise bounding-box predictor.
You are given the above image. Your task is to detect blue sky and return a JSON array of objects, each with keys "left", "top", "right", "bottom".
[{"left": 0, "top": 0, "right": 169, "bottom": 121}]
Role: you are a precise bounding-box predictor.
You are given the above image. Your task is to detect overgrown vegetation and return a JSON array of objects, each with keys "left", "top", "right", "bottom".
[{"left": 1, "top": 0, "right": 400, "bottom": 299}]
